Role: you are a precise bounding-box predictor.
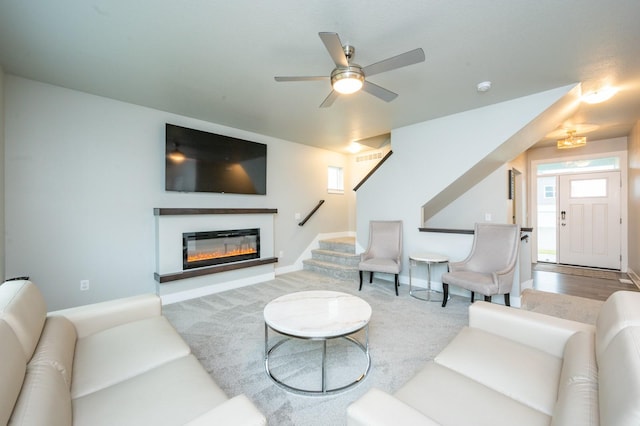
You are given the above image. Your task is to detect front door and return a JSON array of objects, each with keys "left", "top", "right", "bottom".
[{"left": 558, "top": 171, "right": 621, "bottom": 269}]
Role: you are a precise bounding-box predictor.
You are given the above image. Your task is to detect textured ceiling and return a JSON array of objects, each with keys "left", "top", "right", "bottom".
[{"left": 1, "top": 0, "right": 639, "bottom": 152}]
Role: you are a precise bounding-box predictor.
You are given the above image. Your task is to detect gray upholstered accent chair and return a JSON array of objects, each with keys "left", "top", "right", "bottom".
[
  {"left": 358, "top": 220, "right": 403, "bottom": 296},
  {"left": 441, "top": 222, "right": 520, "bottom": 307}
]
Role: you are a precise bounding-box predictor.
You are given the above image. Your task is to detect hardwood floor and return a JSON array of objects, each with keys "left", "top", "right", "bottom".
[{"left": 532, "top": 263, "right": 639, "bottom": 301}]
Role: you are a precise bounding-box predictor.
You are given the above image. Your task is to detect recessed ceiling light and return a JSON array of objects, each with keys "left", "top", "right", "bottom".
[
  {"left": 582, "top": 86, "right": 618, "bottom": 104},
  {"left": 348, "top": 142, "right": 362, "bottom": 153},
  {"left": 477, "top": 81, "right": 492, "bottom": 92}
]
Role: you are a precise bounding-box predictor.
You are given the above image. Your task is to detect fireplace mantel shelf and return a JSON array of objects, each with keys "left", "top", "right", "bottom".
[
  {"left": 155, "top": 257, "right": 278, "bottom": 283},
  {"left": 154, "top": 208, "right": 277, "bottom": 216}
]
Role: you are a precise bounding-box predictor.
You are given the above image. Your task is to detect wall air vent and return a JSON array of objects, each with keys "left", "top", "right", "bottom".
[{"left": 356, "top": 152, "right": 383, "bottom": 163}]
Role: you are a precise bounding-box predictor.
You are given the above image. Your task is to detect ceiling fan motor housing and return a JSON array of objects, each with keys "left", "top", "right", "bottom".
[
  {"left": 343, "top": 44, "right": 356, "bottom": 60},
  {"left": 331, "top": 65, "right": 365, "bottom": 94}
]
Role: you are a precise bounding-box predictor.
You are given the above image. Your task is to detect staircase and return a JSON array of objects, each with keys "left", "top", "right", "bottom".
[{"left": 302, "top": 237, "right": 360, "bottom": 281}]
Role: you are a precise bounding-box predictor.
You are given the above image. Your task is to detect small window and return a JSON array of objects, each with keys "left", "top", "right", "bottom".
[
  {"left": 537, "top": 157, "right": 620, "bottom": 176},
  {"left": 544, "top": 185, "right": 555, "bottom": 199},
  {"left": 327, "top": 166, "right": 344, "bottom": 194},
  {"left": 570, "top": 178, "right": 607, "bottom": 198}
]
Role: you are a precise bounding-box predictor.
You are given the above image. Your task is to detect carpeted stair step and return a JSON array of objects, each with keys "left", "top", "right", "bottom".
[
  {"left": 302, "top": 258, "right": 359, "bottom": 281},
  {"left": 303, "top": 236, "right": 359, "bottom": 280},
  {"left": 318, "top": 237, "right": 356, "bottom": 254},
  {"left": 310, "top": 248, "right": 360, "bottom": 267}
]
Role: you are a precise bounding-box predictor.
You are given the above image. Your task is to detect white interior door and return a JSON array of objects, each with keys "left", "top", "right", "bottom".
[{"left": 558, "top": 171, "right": 621, "bottom": 269}]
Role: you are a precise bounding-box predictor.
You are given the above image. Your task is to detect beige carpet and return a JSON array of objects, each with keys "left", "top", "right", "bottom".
[
  {"left": 163, "top": 270, "right": 469, "bottom": 426},
  {"left": 520, "top": 288, "right": 603, "bottom": 324}
]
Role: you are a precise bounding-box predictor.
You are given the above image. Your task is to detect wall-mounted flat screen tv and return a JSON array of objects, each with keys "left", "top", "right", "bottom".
[{"left": 165, "top": 124, "right": 267, "bottom": 195}]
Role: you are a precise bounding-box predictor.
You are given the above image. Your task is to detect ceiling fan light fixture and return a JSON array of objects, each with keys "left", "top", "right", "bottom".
[
  {"left": 331, "top": 67, "right": 365, "bottom": 94},
  {"left": 557, "top": 130, "right": 587, "bottom": 149}
]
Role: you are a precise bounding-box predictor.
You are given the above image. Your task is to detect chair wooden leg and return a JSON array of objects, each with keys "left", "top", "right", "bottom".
[
  {"left": 484, "top": 295, "right": 492, "bottom": 303},
  {"left": 470, "top": 292, "right": 475, "bottom": 303},
  {"left": 442, "top": 283, "right": 449, "bottom": 307},
  {"left": 369, "top": 272, "right": 373, "bottom": 283},
  {"left": 359, "top": 271, "right": 363, "bottom": 291},
  {"left": 504, "top": 293, "right": 510, "bottom": 307},
  {"left": 394, "top": 274, "right": 399, "bottom": 296}
]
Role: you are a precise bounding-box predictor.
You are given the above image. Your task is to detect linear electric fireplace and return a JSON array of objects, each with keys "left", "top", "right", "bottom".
[{"left": 183, "top": 228, "right": 260, "bottom": 270}]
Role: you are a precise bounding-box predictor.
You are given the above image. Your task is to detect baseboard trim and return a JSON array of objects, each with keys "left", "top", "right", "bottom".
[
  {"left": 275, "top": 263, "right": 302, "bottom": 275},
  {"left": 627, "top": 268, "right": 640, "bottom": 290},
  {"left": 160, "top": 272, "right": 275, "bottom": 305}
]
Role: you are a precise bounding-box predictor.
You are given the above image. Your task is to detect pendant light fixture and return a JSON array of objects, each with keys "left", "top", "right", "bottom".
[{"left": 557, "top": 130, "right": 587, "bottom": 149}]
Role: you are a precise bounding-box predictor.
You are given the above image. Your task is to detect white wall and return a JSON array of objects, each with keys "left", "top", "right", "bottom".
[
  {"left": 0, "top": 67, "right": 4, "bottom": 281},
  {"left": 4, "top": 76, "right": 351, "bottom": 309},
  {"left": 425, "top": 165, "right": 510, "bottom": 228},
  {"left": 629, "top": 120, "right": 640, "bottom": 283},
  {"left": 355, "top": 86, "right": 577, "bottom": 300}
]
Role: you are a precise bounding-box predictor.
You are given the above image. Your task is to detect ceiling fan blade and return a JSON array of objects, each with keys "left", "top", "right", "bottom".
[
  {"left": 362, "top": 80, "right": 398, "bottom": 102},
  {"left": 362, "top": 48, "right": 425, "bottom": 77},
  {"left": 274, "top": 76, "right": 328, "bottom": 82},
  {"left": 320, "top": 90, "right": 340, "bottom": 108},
  {"left": 319, "top": 32, "right": 348, "bottom": 68}
]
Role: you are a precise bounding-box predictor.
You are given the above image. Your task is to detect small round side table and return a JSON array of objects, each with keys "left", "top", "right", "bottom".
[{"left": 409, "top": 253, "right": 449, "bottom": 302}]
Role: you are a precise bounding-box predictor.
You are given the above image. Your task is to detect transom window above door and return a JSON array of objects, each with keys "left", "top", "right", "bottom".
[{"left": 537, "top": 157, "right": 620, "bottom": 176}]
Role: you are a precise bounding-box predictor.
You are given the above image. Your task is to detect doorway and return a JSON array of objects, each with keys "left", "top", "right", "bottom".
[
  {"left": 558, "top": 171, "right": 621, "bottom": 269},
  {"left": 535, "top": 156, "right": 623, "bottom": 270}
]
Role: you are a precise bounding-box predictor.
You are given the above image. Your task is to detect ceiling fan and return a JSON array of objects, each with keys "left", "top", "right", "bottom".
[{"left": 275, "top": 32, "right": 425, "bottom": 108}]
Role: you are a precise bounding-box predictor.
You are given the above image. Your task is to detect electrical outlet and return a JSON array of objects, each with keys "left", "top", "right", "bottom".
[{"left": 80, "top": 280, "right": 90, "bottom": 291}]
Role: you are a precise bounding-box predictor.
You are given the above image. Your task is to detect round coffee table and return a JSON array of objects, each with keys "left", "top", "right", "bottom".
[{"left": 263, "top": 290, "right": 372, "bottom": 395}]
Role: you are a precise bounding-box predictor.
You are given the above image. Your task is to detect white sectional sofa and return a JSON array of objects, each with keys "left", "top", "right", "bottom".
[
  {"left": 0, "top": 280, "right": 266, "bottom": 426},
  {"left": 348, "top": 290, "right": 640, "bottom": 426}
]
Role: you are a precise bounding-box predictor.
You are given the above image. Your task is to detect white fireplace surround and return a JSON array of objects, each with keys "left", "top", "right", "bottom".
[
  {"left": 154, "top": 209, "right": 276, "bottom": 304},
  {"left": 156, "top": 213, "right": 275, "bottom": 276}
]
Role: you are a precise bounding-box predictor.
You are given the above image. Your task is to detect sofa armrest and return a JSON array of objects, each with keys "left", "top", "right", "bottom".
[
  {"left": 49, "top": 294, "right": 161, "bottom": 338},
  {"left": 347, "top": 388, "right": 441, "bottom": 426},
  {"left": 469, "top": 301, "right": 595, "bottom": 357},
  {"left": 185, "top": 395, "right": 266, "bottom": 426}
]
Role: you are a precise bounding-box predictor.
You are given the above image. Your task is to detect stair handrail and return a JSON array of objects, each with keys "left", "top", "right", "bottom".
[
  {"left": 298, "top": 199, "right": 325, "bottom": 226},
  {"left": 353, "top": 150, "right": 394, "bottom": 191}
]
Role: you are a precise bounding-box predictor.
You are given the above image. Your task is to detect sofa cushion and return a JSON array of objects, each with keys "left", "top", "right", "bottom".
[
  {"left": 394, "top": 362, "right": 550, "bottom": 426},
  {"left": 598, "top": 326, "right": 640, "bottom": 425},
  {"left": 29, "top": 316, "right": 77, "bottom": 387},
  {"left": 72, "top": 355, "right": 229, "bottom": 426},
  {"left": 71, "top": 315, "right": 191, "bottom": 398},
  {"left": 551, "top": 331, "right": 599, "bottom": 426},
  {"left": 0, "top": 281, "right": 47, "bottom": 360},
  {"left": 9, "top": 363, "right": 72, "bottom": 426},
  {"left": 347, "top": 388, "right": 441, "bottom": 426},
  {"left": 184, "top": 395, "right": 267, "bottom": 426},
  {"left": 595, "top": 291, "right": 640, "bottom": 360},
  {"left": 434, "top": 326, "right": 562, "bottom": 415},
  {"left": 0, "top": 321, "right": 27, "bottom": 426},
  {"left": 50, "top": 293, "right": 162, "bottom": 338}
]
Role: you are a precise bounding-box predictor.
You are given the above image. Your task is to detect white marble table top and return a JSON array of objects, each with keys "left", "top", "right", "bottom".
[
  {"left": 264, "top": 290, "right": 372, "bottom": 338},
  {"left": 409, "top": 253, "right": 449, "bottom": 263}
]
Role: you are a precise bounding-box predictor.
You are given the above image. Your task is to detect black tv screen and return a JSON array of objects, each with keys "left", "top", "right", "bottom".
[{"left": 165, "top": 124, "right": 267, "bottom": 195}]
